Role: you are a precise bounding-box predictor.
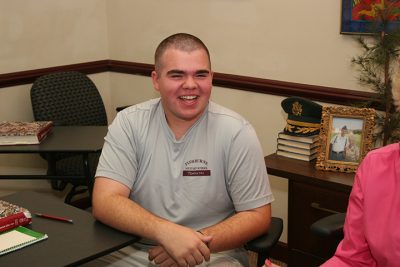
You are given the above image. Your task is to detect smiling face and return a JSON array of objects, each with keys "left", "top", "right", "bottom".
[{"left": 151, "top": 48, "right": 213, "bottom": 128}]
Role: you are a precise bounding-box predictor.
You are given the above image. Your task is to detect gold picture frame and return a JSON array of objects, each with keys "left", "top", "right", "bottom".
[{"left": 315, "top": 106, "right": 375, "bottom": 173}]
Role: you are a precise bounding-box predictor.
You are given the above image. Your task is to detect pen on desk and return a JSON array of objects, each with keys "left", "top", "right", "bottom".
[{"left": 34, "top": 212, "right": 74, "bottom": 223}]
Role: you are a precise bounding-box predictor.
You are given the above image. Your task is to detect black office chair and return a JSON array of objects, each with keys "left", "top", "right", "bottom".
[
  {"left": 245, "top": 217, "right": 284, "bottom": 267},
  {"left": 310, "top": 213, "right": 345, "bottom": 239},
  {"left": 30, "top": 71, "right": 108, "bottom": 204},
  {"left": 309, "top": 212, "right": 345, "bottom": 264}
]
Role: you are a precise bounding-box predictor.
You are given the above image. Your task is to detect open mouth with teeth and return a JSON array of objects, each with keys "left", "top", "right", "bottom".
[{"left": 179, "top": 95, "right": 198, "bottom": 100}]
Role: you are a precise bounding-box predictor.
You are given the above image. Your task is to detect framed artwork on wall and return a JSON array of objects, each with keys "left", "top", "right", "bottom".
[
  {"left": 315, "top": 106, "right": 375, "bottom": 173},
  {"left": 341, "top": 0, "right": 400, "bottom": 34}
]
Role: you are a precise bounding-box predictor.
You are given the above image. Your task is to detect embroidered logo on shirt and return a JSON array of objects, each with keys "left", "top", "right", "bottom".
[{"left": 183, "top": 159, "right": 211, "bottom": 176}]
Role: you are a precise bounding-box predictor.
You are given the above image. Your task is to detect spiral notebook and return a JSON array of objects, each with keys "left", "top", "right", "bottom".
[{"left": 0, "top": 226, "right": 48, "bottom": 256}]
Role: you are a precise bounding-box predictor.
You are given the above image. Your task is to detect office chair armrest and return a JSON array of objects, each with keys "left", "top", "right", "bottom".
[
  {"left": 245, "top": 217, "right": 283, "bottom": 254},
  {"left": 310, "top": 213, "right": 346, "bottom": 238}
]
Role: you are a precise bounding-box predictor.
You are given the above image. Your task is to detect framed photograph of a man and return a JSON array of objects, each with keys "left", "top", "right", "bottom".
[{"left": 316, "top": 106, "right": 375, "bottom": 173}]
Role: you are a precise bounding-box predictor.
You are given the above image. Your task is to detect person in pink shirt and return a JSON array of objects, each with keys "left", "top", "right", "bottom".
[{"left": 321, "top": 142, "right": 400, "bottom": 267}]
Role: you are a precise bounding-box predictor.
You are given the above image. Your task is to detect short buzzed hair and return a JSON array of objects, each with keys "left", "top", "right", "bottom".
[{"left": 154, "top": 33, "right": 211, "bottom": 72}]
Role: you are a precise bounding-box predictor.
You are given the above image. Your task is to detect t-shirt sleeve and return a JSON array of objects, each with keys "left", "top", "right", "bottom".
[
  {"left": 226, "top": 123, "right": 274, "bottom": 211},
  {"left": 95, "top": 112, "right": 138, "bottom": 189}
]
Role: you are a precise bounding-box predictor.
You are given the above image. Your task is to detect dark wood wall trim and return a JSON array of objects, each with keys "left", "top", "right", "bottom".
[
  {"left": 108, "top": 60, "right": 153, "bottom": 76},
  {"left": 107, "top": 60, "right": 377, "bottom": 106},
  {"left": 0, "top": 60, "right": 109, "bottom": 88},
  {"left": 212, "top": 73, "right": 376, "bottom": 106},
  {"left": 0, "top": 59, "right": 377, "bottom": 107}
]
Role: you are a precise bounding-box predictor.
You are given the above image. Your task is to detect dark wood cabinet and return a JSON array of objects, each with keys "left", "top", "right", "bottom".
[{"left": 265, "top": 154, "right": 355, "bottom": 267}]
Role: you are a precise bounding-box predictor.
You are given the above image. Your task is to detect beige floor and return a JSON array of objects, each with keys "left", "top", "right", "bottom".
[{"left": 248, "top": 251, "right": 287, "bottom": 267}]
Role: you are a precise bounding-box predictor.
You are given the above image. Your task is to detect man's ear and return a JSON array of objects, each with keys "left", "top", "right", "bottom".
[{"left": 151, "top": 71, "right": 160, "bottom": 92}]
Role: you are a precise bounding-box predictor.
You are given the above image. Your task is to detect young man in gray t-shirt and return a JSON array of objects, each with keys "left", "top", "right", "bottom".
[{"left": 90, "top": 33, "right": 274, "bottom": 267}]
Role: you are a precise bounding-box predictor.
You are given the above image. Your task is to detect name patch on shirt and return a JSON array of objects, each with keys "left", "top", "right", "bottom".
[
  {"left": 183, "top": 159, "right": 211, "bottom": 176},
  {"left": 183, "top": 170, "right": 211, "bottom": 176}
]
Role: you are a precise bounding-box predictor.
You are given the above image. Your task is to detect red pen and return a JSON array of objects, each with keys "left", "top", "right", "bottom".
[{"left": 34, "top": 212, "right": 74, "bottom": 223}]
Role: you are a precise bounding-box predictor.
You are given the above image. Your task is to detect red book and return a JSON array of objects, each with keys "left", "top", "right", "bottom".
[
  {"left": 0, "top": 200, "right": 32, "bottom": 233},
  {"left": 0, "top": 121, "right": 53, "bottom": 145}
]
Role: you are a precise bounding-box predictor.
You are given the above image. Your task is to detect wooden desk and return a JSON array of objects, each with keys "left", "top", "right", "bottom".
[
  {"left": 0, "top": 191, "right": 139, "bottom": 266},
  {"left": 0, "top": 126, "right": 108, "bottom": 180},
  {"left": 265, "top": 153, "right": 354, "bottom": 267}
]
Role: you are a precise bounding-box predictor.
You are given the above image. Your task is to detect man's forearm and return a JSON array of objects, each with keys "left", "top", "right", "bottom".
[
  {"left": 92, "top": 185, "right": 169, "bottom": 241},
  {"left": 91, "top": 177, "right": 212, "bottom": 266},
  {"left": 199, "top": 204, "right": 271, "bottom": 252}
]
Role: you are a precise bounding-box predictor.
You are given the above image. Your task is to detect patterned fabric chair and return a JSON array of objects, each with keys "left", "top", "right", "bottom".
[{"left": 30, "top": 71, "right": 107, "bottom": 204}]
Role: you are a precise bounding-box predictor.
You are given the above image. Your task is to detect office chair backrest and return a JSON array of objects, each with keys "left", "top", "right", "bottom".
[{"left": 30, "top": 71, "right": 107, "bottom": 126}]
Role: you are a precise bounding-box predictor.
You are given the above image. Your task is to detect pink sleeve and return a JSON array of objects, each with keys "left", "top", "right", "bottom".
[{"left": 321, "top": 157, "right": 377, "bottom": 267}]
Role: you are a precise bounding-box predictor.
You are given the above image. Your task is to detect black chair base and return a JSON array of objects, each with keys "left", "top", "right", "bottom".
[
  {"left": 245, "top": 217, "right": 284, "bottom": 267},
  {"left": 64, "top": 185, "right": 88, "bottom": 204}
]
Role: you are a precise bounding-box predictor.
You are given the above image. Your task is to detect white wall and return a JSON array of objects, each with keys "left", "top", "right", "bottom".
[
  {"left": 1, "top": 1, "right": 370, "bottom": 242},
  {"left": 0, "top": 0, "right": 111, "bottom": 197},
  {"left": 0, "top": 0, "right": 109, "bottom": 73},
  {"left": 106, "top": 0, "right": 364, "bottom": 91}
]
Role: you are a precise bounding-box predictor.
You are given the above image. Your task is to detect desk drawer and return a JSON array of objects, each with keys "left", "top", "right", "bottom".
[{"left": 289, "top": 181, "right": 349, "bottom": 260}]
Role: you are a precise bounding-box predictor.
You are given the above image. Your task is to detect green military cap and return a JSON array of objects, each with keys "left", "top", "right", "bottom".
[{"left": 281, "top": 97, "right": 322, "bottom": 136}]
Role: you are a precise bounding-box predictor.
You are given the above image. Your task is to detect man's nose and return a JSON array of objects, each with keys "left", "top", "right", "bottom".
[{"left": 183, "top": 76, "right": 196, "bottom": 89}]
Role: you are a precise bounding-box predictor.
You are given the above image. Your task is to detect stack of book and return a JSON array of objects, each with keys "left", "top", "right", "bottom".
[
  {"left": 0, "top": 200, "right": 32, "bottom": 233},
  {"left": 0, "top": 200, "right": 48, "bottom": 256},
  {"left": 0, "top": 121, "right": 53, "bottom": 145},
  {"left": 276, "top": 132, "right": 320, "bottom": 161}
]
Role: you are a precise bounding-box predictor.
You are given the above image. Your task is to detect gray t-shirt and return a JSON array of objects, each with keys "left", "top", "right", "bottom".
[{"left": 96, "top": 98, "right": 274, "bottom": 230}]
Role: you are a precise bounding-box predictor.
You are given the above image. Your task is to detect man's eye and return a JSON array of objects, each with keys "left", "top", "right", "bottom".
[
  {"left": 170, "top": 74, "right": 183, "bottom": 78},
  {"left": 196, "top": 73, "right": 209, "bottom": 78}
]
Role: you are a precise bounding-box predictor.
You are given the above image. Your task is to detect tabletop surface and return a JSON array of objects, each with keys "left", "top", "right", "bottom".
[
  {"left": 0, "top": 126, "right": 108, "bottom": 153},
  {"left": 0, "top": 191, "right": 139, "bottom": 266},
  {"left": 265, "top": 153, "right": 355, "bottom": 190}
]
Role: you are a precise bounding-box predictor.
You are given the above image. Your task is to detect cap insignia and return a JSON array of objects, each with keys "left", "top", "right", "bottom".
[{"left": 292, "top": 101, "right": 302, "bottom": 116}]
